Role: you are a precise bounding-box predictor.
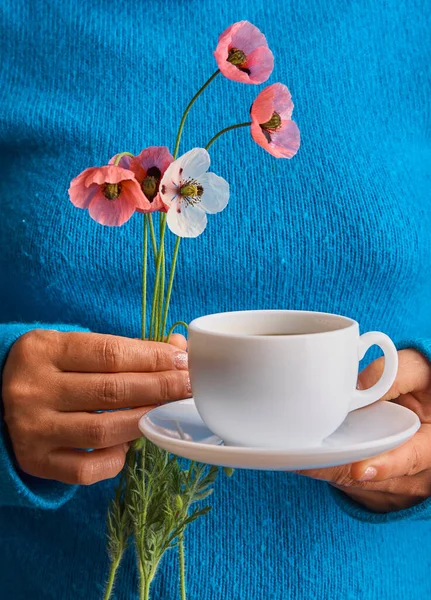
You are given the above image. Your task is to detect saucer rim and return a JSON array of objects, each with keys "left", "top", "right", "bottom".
[{"left": 139, "top": 399, "right": 420, "bottom": 457}]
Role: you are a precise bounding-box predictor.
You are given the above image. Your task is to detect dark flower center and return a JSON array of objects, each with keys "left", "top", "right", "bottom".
[
  {"left": 142, "top": 166, "right": 162, "bottom": 202},
  {"left": 103, "top": 182, "right": 122, "bottom": 200},
  {"left": 227, "top": 47, "right": 251, "bottom": 76},
  {"left": 260, "top": 112, "right": 282, "bottom": 143}
]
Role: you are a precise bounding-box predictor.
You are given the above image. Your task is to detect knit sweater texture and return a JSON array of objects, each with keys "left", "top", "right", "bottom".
[{"left": 1, "top": 0, "right": 431, "bottom": 598}]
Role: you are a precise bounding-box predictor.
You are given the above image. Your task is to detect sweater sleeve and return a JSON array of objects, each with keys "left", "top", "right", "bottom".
[
  {"left": 0, "top": 322, "right": 89, "bottom": 509},
  {"left": 330, "top": 337, "right": 431, "bottom": 523}
]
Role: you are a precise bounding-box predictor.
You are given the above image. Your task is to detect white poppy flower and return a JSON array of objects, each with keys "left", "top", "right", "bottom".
[{"left": 159, "top": 148, "right": 229, "bottom": 238}]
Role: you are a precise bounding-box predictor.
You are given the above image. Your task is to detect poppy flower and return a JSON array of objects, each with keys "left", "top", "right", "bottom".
[
  {"left": 159, "top": 148, "right": 229, "bottom": 238},
  {"left": 214, "top": 21, "right": 274, "bottom": 85},
  {"left": 250, "top": 83, "right": 300, "bottom": 158},
  {"left": 128, "top": 146, "right": 174, "bottom": 213},
  {"left": 68, "top": 165, "right": 150, "bottom": 226}
]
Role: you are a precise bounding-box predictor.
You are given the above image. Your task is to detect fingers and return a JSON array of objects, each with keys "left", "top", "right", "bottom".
[
  {"left": 169, "top": 334, "right": 188, "bottom": 351},
  {"left": 358, "top": 349, "right": 431, "bottom": 400},
  {"left": 55, "top": 332, "right": 188, "bottom": 373},
  {"left": 297, "top": 425, "right": 431, "bottom": 484},
  {"left": 350, "top": 424, "right": 431, "bottom": 481},
  {"left": 50, "top": 407, "right": 154, "bottom": 449},
  {"left": 55, "top": 370, "right": 191, "bottom": 411},
  {"left": 41, "top": 445, "right": 128, "bottom": 485},
  {"left": 295, "top": 465, "right": 353, "bottom": 484}
]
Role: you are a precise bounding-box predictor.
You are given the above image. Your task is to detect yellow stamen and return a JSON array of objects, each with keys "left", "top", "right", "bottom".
[
  {"left": 103, "top": 183, "right": 121, "bottom": 200},
  {"left": 260, "top": 111, "right": 282, "bottom": 131},
  {"left": 142, "top": 176, "right": 158, "bottom": 201},
  {"left": 180, "top": 184, "right": 199, "bottom": 198},
  {"left": 227, "top": 47, "right": 247, "bottom": 66}
]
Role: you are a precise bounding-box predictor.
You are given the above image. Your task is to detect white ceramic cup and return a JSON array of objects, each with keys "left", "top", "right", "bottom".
[{"left": 188, "top": 310, "right": 399, "bottom": 449}]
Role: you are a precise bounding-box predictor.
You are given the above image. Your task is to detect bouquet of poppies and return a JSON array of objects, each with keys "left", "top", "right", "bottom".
[{"left": 68, "top": 20, "right": 299, "bottom": 600}]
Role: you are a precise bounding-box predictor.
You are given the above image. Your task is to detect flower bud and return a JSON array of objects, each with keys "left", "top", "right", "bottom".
[{"left": 174, "top": 495, "right": 184, "bottom": 511}]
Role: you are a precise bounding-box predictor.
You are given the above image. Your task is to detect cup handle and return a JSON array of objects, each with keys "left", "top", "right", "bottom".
[{"left": 350, "top": 332, "right": 399, "bottom": 411}]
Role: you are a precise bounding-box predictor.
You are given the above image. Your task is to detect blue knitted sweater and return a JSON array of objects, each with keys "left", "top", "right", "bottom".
[{"left": 1, "top": 0, "right": 431, "bottom": 598}]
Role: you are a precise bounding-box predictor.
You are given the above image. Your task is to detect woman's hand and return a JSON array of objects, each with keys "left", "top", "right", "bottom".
[
  {"left": 2, "top": 330, "right": 190, "bottom": 486},
  {"left": 296, "top": 349, "right": 431, "bottom": 513}
]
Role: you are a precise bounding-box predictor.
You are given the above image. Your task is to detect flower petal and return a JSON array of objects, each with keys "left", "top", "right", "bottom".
[
  {"left": 161, "top": 148, "right": 210, "bottom": 195},
  {"left": 68, "top": 167, "right": 101, "bottom": 208},
  {"left": 177, "top": 148, "right": 210, "bottom": 180},
  {"left": 122, "top": 179, "right": 152, "bottom": 211},
  {"left": 250, "top": 121, "right": 272, "bottom": 152},
  {"left": 88, "top": 190, "right": 136, "bottom": 227},
  {"left": 129, "top": 146, "right": 173, "bottom": 182},
  {"left": 230, "top": 21, "right": 268, "bottom": 55},
  {"left": 159, "top": 182, "right": 180, "bottom": 208},
  {"left": 136, "top": 193, "right": 168, "bottom": 214},
  {"left": 198, "top": 173, "right": 229, "bottom": 214},
  {"left": 85, "top": 165, "right": 137, "bottom": 187},
  {"left": 215, "top": 59, "right": 254, "bottom": 84},
  {"left": 166, "top": 204, "right": 208, "bottom": 238},
  {"left": 244, "top": 46, "right": 274, "bottom": 85},
  {"left": 251, "top": 86, "right": 277, "bottom": 125},
  {"left": 270, "top": 120, "right": 301, "bottom": 158},
  {"left": 251, "top": 83, "right": 294, "bottom": 124},
  {"left": 272, "top": 84, "right": 294, "bottom": 120}
]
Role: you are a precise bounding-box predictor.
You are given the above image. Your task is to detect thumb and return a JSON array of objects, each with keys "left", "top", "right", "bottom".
[
  {"left": 351, "top": 424, "right": 431, "bottom": 481},
  {"left": 358, "top": 349, "right": 431, "bottom": 401}
]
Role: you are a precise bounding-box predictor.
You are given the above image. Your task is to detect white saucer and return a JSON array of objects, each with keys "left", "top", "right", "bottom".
[{"left": 138, "top": 399, "right": 420, "bottom": 471}]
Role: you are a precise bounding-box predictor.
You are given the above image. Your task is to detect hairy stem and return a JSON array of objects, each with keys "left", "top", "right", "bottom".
[
  {"left": 139, "top": 562, "right": 151, "bottom": 600},
  {"left": 205, "top": 122, "right": 252, "bottom": 150},
  {"left": 104, "top": 555, "right": 121, "bottom": 600},
  {"left": 173, "top": 70, "right": 220, "bottom": 159},
  {"left": 179, "top": 536, "right": 186, "bottom": 600}
]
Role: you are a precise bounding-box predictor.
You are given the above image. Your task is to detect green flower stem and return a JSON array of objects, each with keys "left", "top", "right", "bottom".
[
  {"left": 141, "top": 576, "right": 151, "bottom": 600},
  {"left": 149, "top": 217, "right": 167, "bottom": 340},
  {"left": 104, "top": 555, "right": 121, "bottom": 600},
  {"left": 113, "top": 151, "right": 134, "bottom": 166},
  {"left": 158, "top": 245, "right": 165, "bottom": 341},
  {"left": 148, "top": 214, "right": 158, "bottom": 258},
  {"left": 138, "top": 562, "right": 150, "bottom": 600},
  {"left": 166, "top": 321, "right": 189, "bottom": 343},
  {"left": 141, "top": 215, "right": 148, "bottom": 340},
  {"left": 157, "top": 214, "right": 166, "bottom": 341},
  {"left": 205, "top": 122, "right": 252, "bottom": 150},
  {"left": 173, "top": 69, "right": 220, "bottom": 159},
  {"left": 179, "top": 536, "right": 186, "bottom": 600},
  {"left": 161, "top": 236, "right": 181, "bottom": 339}
]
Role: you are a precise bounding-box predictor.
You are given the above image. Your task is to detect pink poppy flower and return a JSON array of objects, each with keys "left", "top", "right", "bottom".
[
  {"left": 68, "top": 165, "right": 150, "bottom": 226},
  {"left": 214, "top": 21, "right": 274, "bottom": 85},
  {"left": 128, "top": 146, "right": 174, "bottom": 213},
  {"left": 250, "top": 83, "right": 300, "bottom": 159}
]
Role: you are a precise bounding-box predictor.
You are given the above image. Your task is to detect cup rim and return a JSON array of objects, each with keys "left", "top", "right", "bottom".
[{"left": 189, "top": 309, "right": 359, "bottom": 340}]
